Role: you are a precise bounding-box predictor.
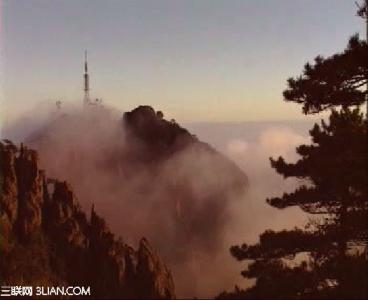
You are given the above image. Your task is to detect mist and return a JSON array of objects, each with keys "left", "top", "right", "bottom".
[{"left": 3, "top": 104, "right": 313, "bottom": 298}]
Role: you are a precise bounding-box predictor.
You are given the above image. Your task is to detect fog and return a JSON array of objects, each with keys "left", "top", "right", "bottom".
[{"left": 3, "top": 103, "right": 313, "bottom": 298}]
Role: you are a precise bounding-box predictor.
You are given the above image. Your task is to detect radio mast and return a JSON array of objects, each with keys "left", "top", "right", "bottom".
[{"left": 83, "top": 50, "right": 90, "bottom": 107}]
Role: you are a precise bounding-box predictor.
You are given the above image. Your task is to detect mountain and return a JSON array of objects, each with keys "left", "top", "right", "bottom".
[
  {"left": 12, "top": 105, "right": 248, "bottom": 297},
  {"left": 0, "top": 141, "right": 175, "bottom": 299}
]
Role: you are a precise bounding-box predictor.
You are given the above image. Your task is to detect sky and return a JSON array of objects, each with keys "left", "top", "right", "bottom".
[{"left": 0, "top": 0, "right": 365, "bottom": 123}]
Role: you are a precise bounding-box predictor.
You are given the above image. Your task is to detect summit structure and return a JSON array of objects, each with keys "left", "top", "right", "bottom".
[
  {"left": 83, "top": 50, "right": 90, "bottom": 107},
  {"left": 82, "top": 51, "right": 102, "bottom": 108}
]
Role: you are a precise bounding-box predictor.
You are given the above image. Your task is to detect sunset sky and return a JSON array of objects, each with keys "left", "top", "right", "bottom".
[{"left": 1, "top": 0, "right": 365, "bottom": 122}]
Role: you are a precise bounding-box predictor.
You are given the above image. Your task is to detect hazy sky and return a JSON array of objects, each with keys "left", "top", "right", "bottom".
[{"left": 1, "top": 0, "right": 365, "bottom": 122}]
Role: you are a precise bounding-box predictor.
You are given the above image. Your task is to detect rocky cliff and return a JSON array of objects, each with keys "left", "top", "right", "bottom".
[{"left": 0, "top": 141, "right": 175, "bottom": 299}]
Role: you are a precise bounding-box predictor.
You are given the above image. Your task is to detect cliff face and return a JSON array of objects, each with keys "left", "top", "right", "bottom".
[{"left": 0, "top": 141, "right": 175, "bottom": 299}]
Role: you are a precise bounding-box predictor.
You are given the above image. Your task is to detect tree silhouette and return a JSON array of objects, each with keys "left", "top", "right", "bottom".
[
  {"left": 283, "top": 36, "right": 367, "bottom": 114},
  {"left": 219, "top": 31, "right": 368, "bottom": 300}
]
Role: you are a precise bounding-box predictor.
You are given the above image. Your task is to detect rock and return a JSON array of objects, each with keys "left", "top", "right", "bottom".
[
  {"left": 0, "top": 144, "right": 18, "bottom": 221},
  {"left": 0, "top": 141, "right": 176, "bottom": 299},
  {"left": 136, "top": 238, "right": 176, "bottom": 299}
]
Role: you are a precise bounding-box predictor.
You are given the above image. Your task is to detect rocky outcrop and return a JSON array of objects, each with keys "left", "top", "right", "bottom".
[
  {"left": 136, "top": 238, "right": 176, "bottom": 299},
  {"left": 0, "top": 141, "right": 175, "bottom": 299},
  {"left": 123, "top": 105, "right": 247, "bottom": 187}
]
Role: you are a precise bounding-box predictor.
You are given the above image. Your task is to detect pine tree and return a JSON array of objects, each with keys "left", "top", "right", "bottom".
[
  {"left": 283, "top": 35, "right": 367, "bottom": 114},
  {"left": 219, "top": 29, "right": 368, "bottom": 300},
  {"left": 224, "top": 109, "right": 367, "bottom": 300}
]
